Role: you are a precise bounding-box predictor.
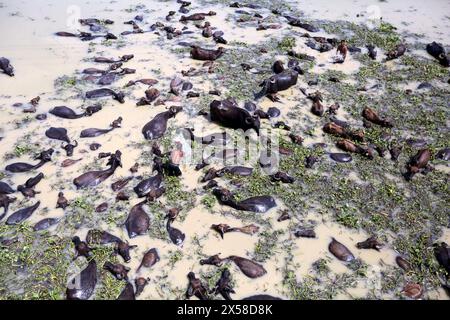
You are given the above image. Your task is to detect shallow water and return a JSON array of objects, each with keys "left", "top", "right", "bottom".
[
  {"left": 297, "top": 0, "right": 450, "bottom": 45},
  {"left": 0, "top": 0, "right": 449, "bottom": 300}
]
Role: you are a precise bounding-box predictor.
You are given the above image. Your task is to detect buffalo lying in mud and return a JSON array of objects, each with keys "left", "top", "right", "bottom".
[
  {"left": 73, "top": 150, "right": 122, "bottom": 188},
  {"left": 186, "top": 272, "right": 209, "bottom": 300},
  {"left": 142, "top": 106, "right": 182, "bottom": 140},
  {"left": 66, "top": 260, "right": 97, "bottom": 300},
  {"left": 212, "top": 187, "right": 276, "bottom": 213},
  {"left": 85, "top": 88, "right": 125, "bottom": 103},
  {"left": 125, "top": 200, "right": 151, "bottom": 238},
  {"left": 210, "top": 98, "right": 260, "bottom": 134},
  {"left": 255, "top": 69, "right": 298, "bottom": 102},
  {"left": 426, "top": 42, "right": 449, "bottom": 67},
  {"left": 6, "top": 201, "right": 40, "bottom": 225},
  {"left": 50, "top": 105, "right": 102, "bottom": 119},
  {"left": 137, "top": 248, "right": 160, "bottom": 271},
  {"left": 200, "top": 254, "right": 267, "bottom": 278},
  {"left": 404, "top": 148, "right": 432, "bottom": 181},
  {"left": 45, "top": 127, "right": 71, "bottom": 143},
  {"left": 5, "top": 149, "right": 54, "bottom": 173},
  {"left": 329, "top": 238, "right": 355, "bottom": 262},
  {"left": 0, "top": 57, "right": 14, "bottom": 76},
  {"left": 80, "top": 117, "right": 122, "bottom": 138},
  {"left": 190, "top": 46, "right": 225, "bottom": 60}
]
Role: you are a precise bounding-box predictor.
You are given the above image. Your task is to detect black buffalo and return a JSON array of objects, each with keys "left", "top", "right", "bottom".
[{"left": 210, "top": 98, "right": 260, "bottom": 134}]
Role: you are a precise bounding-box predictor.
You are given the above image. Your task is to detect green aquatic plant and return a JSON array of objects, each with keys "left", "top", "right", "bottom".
[
  {"left": 201, "top": 194, "right": 216, "bottom": 210},
  {"left": 168, "top": 250, "right": 184, "bottom": 268},
  {"left": 93, "top": 246, "right": 125, "bottom": 300},
  {"left": 277, "top": 36, "right": 296, "bottom": 51},
  {"left": 13, "top": 145, "right": 32, "bottom": 157},
  {"left": 54, "top": 75, "right": 77, "bottom": 88},
  {"left": 253, "top": 229, "right": 284, "bottom": 262}
]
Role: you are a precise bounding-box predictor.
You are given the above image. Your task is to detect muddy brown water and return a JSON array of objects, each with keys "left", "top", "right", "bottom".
[{"left": 0, "top": 0, "right": 449, "bottom": 300}]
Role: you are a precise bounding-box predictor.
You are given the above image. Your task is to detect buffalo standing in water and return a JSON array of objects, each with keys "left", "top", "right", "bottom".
[
  {"left": 5, "top": 149, "right": 54, "bottom": 173},
  {"left": 66, "top": 260, "right": 97, "bottom": 300},
  {"left": 73, "top": 150, "right": 122, "bottom": 189},
  {"left": 210, "top": 98, "right": 260, "bottom": 134},
  {"left": 213, "top": 187, "right": 276, "bottom": 213},
  {"left": 142, "top": 106, "right": 182, "bottom": 140},
  {"left": 309, "top": 91, "right": 324, "bottom": 117},
  {"left": 0, "top": 57, "right": 14, "bottom": 76},
  {"left": 255, "top": 69, "right": 298, "bottom": 101},
  {"left": 367, "top": 44, "right": 378, "bottom": 60}
]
